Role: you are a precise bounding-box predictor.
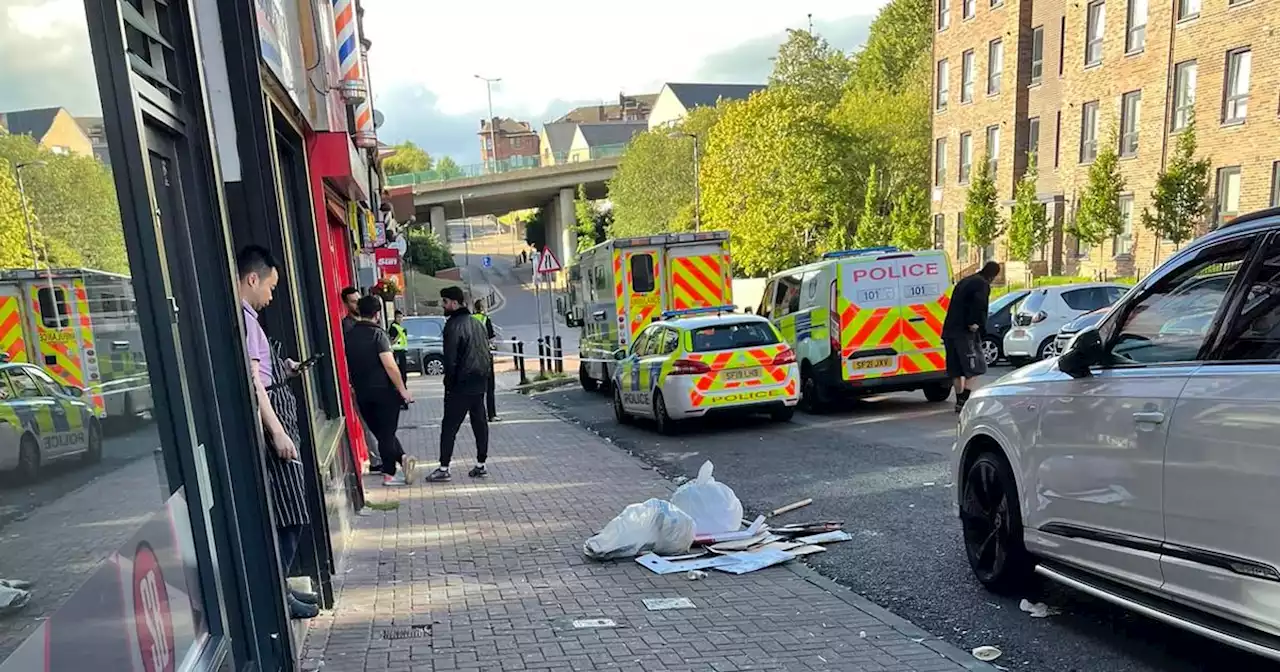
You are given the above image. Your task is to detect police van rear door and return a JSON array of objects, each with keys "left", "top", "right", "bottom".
[
  {"left": 891, "top": 251, "right": 950, "bottom": 376},
  {"left": 838, "top": 255, "right": 901, "bottom": 380}
]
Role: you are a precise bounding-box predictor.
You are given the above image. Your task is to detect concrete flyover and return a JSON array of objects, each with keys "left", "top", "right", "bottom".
[{"left": 411, "top": 158, "right": 619, "bottom": 267}]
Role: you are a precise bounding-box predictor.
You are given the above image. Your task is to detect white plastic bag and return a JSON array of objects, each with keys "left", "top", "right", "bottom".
[
  {"left": 583, "top": 498, "right": 695, "bottom": 560},
  {"left": 670, "top": 461, "right": 743, "bottom": 536}
]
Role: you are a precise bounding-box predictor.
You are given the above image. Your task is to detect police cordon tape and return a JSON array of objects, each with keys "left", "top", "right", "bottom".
[{"left": 488, "top": 346, "right": 617, "bottom": 365}]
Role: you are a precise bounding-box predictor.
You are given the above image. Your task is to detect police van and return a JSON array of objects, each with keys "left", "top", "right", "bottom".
[{"left": 757, "top": 246, "right": 954, "bottom": 410}]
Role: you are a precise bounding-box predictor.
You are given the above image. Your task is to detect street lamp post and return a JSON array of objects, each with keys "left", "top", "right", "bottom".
[
  {"left": 475, "top": 75, "right": 501, "bottom": 174},
  {"left": 460, "top": 192, "right": 474, "bottom": 295},
  {"left": 669, "top": 132, "right": 701, "bottom": 232},
  {"left": 11, "top": 160, "right": 54, "bottom": 295}
]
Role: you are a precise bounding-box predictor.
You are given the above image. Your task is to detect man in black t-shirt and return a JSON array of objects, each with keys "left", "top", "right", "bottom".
[
  {"left": 345, "top": 296, "right": 417, "bottom": 486},
  {"left": 943, "top": 261, "right": 1000, "bottom": 413}
]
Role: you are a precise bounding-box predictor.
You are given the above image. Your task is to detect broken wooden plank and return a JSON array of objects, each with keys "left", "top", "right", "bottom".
[{"left": 770, "top": 498, "right": 813, "bottom": 517}]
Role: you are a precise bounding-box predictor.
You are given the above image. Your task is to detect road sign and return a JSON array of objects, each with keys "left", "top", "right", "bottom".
[
  {"left": 482, "top": 255, "right": 492, "bottom": 268},
  {"left": 536, "top": 247, "right": 562, "bottom": 274}
]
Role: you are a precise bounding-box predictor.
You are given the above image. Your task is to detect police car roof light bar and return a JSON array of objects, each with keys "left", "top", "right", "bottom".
[
  {"left": 821, "top": 246, "right": 899, "bottom": 260},
  {"left": 660, "top": 304, "right": 737, "bottom": 320}
]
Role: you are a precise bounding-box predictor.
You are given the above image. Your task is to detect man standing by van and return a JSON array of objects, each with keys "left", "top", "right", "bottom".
[{"left": 943, "top": 261, "right": 1000, "bottom": 413}]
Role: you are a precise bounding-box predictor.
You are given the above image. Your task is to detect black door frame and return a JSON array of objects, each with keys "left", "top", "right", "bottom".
[{"left": 84, "top": 0, "right": 294, "bottom": 669}]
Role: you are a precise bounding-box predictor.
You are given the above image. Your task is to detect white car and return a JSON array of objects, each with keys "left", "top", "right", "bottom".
[
  {"left": 611, "top": 308, "right": 800, "bottom": 434},
  {"left": 1002, "top": 283, "right": 1129, "bottom": 364},
  {"left": 950, "top": 208, "right": 1280, "bottom": 660}
]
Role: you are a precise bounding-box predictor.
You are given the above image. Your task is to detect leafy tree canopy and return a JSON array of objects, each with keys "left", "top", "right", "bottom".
[
  {"left": 435, "top": 156, "right": 463, "bottom": 180},
  {"left": 769, "top": 29, "right": 854, "bottom": 106},
  {"left": 382, "top": 141, "right": 432, "bottom": 176},
  {"left": 1141, "top": 121, "right": 1210, "bottom": 248},
  {"left": 607, "top": 105, "right": 719, "bottom": 238},
  {"left": 964, "top": 152, "right": 1004, "bottom": 249},
  {"left": 1070, "top": 142, "right": 1126, "bottom": 246},
  {"left": 854, "top": 164, "right": 893, "bottom": 247},
  {"left": 1007, "top": 153, "right": 1051, "bottom": 262},
  {"left": 889, "top": 184, "right": 933, "bottom": 250}
]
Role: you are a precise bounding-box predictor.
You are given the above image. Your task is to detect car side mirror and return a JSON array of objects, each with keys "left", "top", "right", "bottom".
[
  {"left": 1058, "top": 327, "right": 1103, "bottom": 378},
  {"left": 65, "top": 385, "right": 84, "bottom": 398},
  {"left": 613, "top": 349, "right": 628, "bottom": 361}
]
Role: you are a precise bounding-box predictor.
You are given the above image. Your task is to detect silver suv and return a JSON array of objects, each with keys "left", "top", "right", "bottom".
[{"left": 952, "top": 207, "right": 1280, "bottom": 661}]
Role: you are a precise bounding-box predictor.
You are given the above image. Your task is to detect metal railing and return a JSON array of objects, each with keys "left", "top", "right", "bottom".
[{"left": 384, "top": 142, "right": 630, "bottom": 188}]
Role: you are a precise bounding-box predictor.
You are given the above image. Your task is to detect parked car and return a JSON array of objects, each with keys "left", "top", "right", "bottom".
[
  {"left": 982, "top": 290, "right": 1031, "bottom": 366},
  {"left": 401, "top": 316, "right": 446, "bottom": 375},
  {"left": 0, "top": 362, "right": 103, "bottom": 479},
  {"left": 1048, "top": 307, "right": 1110, "bottom": 358},
  {"left": 1002, "top": 283, "right": 1129, "bottom": 365},
  {"left": 951, "top": 207, "right": 1280, "bottom": 661}
]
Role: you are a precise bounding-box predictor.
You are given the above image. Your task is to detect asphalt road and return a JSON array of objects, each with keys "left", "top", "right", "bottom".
[
  {"left": 0, "top": 419, "right": 160, "bottom": 530},
  {"left": 534, "top": 371, "right": 1263, "bottom": 672}
]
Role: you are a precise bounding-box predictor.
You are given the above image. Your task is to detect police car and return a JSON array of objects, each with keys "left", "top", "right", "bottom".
[
  {"left": 0, "top": 361, "right": 102, "bottom": 480},
  {"left": 610, "top": 306, "right": 800, "bottom": 434}
]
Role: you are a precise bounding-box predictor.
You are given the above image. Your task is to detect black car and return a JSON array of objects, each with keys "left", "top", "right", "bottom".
[{"left": 981, "top": 289, "right": 1031, "bottom": 365}]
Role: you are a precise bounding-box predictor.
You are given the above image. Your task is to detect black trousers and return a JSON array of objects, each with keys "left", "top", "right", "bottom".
[
  {"left": 278, "top": 523, "right": 303, "bottom": 576},
  {"left": 357, "top": 392, "right": 405, "bottom": 476},
  {"left": 439, "top": 392, "right": 489, "bottom": 467},
  {"left": 394, "top": 350, "right": 408, "bottom": 385}
]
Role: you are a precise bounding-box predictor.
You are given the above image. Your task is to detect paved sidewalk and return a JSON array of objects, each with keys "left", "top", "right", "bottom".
[{"left": 302, "top": 380, "right": 989, "bottom": 671}]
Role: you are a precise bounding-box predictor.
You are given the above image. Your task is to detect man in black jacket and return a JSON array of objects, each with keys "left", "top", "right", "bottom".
[
  {"left": 942, "top": 261, "right": 1000, "bottom": 413},
  {"left": 426, "top": 286, "right": 494, "bottom": 481}
]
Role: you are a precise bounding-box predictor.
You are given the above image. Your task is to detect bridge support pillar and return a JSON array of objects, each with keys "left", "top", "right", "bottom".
[
  {"left": 429, "top": 206, "right": 447, "bottom": 242},
  {"left": 557, "top": 187, "right": 576, "bottom": 267}
]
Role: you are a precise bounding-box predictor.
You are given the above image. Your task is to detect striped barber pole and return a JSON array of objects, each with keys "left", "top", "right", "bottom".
[{"left": 332, "top": 0, "right": 366, "bottom": 102}]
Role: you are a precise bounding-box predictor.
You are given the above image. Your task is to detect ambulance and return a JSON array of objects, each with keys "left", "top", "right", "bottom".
[
  {"left": 0, "top": 269, "right": 152, "bottom": 421},
  {"left": 758, "top": 246, "right": 954, "bottom": 410},
  {"left": 565, "top": 231, "right": 734, "bottom": 392}
]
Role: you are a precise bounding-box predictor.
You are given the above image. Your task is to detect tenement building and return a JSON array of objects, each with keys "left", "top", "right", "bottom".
[{"left": 932, "top": 0, "right": 1280, "bottom": 279}]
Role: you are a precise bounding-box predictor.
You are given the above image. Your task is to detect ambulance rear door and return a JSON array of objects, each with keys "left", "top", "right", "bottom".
[
  {"left": 0, "top": 283, "right": 29, "bottom": 364},
  {"left": 837, "top": 255, "right": 902, "bottom": 381},
  {"left": 27, "top": 279, "right": 89, "bottom": 395},
  {"left": 664, "top": 238, "right": 732, "bottom": 311},
  {"left": 618, "top": 244, "right": 665, "bottom": 347},
  {"left": 888, "top": 251, "right": 950, "bottom": 376}
]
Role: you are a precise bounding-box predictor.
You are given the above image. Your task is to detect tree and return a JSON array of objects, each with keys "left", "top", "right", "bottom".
[
  {"left": 854, "top": 165, "right": 893, "bottom": 246},
  {"left": 523, "top": 208, "right": 548, "bottom": 251},
  {"left": 889, "top": 185, "right": 933, "bottom": 250},
  {"left": 701, "top": 87, "right": 858, "bottom": 276},
  {"left": 607, "top": 106, "right": 719, "bottom": 237},
  {"left": 435, "top": 156, "right": 464, "bottom": 180},
  {"left": 963, "top": 152, "right": 1003, "bottom": 253},
  {"left": 403, "top": 228, "right": 454, "bottom": 274},
  {"left": 1142, "top": 121, "right": 1211, "bottom": 249},
  {"left": 0, "top": 162, "right": 40, "bottom": 270},
  {"left": 381, "top": 141, "right": 431, "bottom": 176},
  {"left": 848, "top": 0, "right": 933, "bottom": 95},
  {"left": 1006, "top": 154, "right": 1051, "bottom": 263},
  {"left": 769, "top": 29, "right": 854, "bottom": 106},
  {"left": 573, "top": 185, "right": 608, "bottom": 252},
  {"left": 1070, "top": 140, "right": 1126, "bottom": 249}
]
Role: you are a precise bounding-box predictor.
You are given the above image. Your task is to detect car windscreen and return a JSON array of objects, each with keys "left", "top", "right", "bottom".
[
  {"left": 1019, "top": 289, "right": 1049, "bottom": 314},
  {"left": 689, "top": 322, "right": 779, "bottom": 352},
  {"left": 989, "top": 291, "right": 1027, "bottom": 315},
  {"left": 402, "top": 318, "right": 443, "bottom": 338}
]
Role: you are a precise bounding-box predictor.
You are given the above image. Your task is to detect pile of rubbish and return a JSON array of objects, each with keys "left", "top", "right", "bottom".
[
  {"left": 583, "top": 461, "right": 850, "bottom": 575},
  {"left": 0, "top": 579, "right": 32, "bottom": 617}
]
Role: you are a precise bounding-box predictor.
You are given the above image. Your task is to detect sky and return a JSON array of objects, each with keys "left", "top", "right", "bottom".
[{"left": 0, "top": 0, "right": 887, "bottom": 165}]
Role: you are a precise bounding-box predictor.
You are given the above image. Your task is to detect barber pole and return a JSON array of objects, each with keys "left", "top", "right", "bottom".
[
  {"left": 331, "top": 0, "right": 366, "bottom": 103},
  {"left": 353, "top": 99, "right": 376, "bottom": 148}
]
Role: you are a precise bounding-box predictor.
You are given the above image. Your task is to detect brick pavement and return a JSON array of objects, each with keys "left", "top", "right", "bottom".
[{"left": 301, "top": 379, "right": 990, "bottom": 671}]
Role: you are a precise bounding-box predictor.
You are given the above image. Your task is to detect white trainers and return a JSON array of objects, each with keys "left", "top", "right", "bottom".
[{"left": 403, "top": 456, "right": 419, "bottom": 485}]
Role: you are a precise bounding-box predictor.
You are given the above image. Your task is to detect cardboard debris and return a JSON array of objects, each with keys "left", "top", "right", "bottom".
[
  {"left": 635, "top": 553, "right": 739, "bottom": 575},
  {"left": 714, "top": 548, "right": 796, "bottom": 574},
  {"left": 795, "top": 530, "right": 853, "bottom": 545},
  {"left": 708, "top": 533, "right": 781, "bottom": 552},
  {"left": 693, "top": 515, "right": 766, "bottom": 545}
]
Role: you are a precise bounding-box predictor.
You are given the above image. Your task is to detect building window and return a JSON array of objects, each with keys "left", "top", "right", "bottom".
[
  {"left": 1054, "top": 110, "right": 1062, "bottom": 168},
  {"left": 1120, "top": 90, "right": 1141, "bottom": 157},
  {"left": 1126, "top": 0, "right": 1148, "bottom": 53},
  {"left": 1113, "top": 195, "right": 1134, "bottom": 256},
  {"left": 957, "top": 212, "right": 969, "bottom": 261},
  {"left": 1272, "top": 161, "right": 1280, "bottom": 208},
  {"left": 939, "top": 0, "right": 951, "bottom": 29},
  {"left": 934, "top": 214, "right": 946, "bottom": 248},
  {"left": 1216, "top": 166, "right": 1241, "bottom": 225},
  {"left": 961, "top": 50, "right": 975, "bottom": 102},
  {"left": 986, "top": 125, "right": 1000, "bottom": 176},
  {"left": 1080, "top": 101, "right": 1099, "bottom": 163},
  {"left": 1179, "top": 0, "right": 1200, "bottom": 20},
  {"left": 1224, "top": 49, "right": 1251, "bottom": 124},
  {"left": 1031, "top": 26, "right": 1044, "bottom": 85},
  {"left": 936, "top": 59, "right": 950, "bottom": 110},
  {"left": 1173, "top": 61, "right": 1197, "bottom": 131},
  {"left": 1059, "top": 17, "right": 1067, "bottom": 77},
  {"left": 959, "top": 132, "right": 973, "bottom": 183},
  {"left": 963, "top": 0, "right": 975, "bottom": 19},
  {"left": 1085, "top": 1, "right": 1105, "bottom": 66},
  {"left": 935, "top": 137, "right": 948, "bottom": 186},
  {"left": 1028, "top": 117, "right": 1041, "bottom": 161},
  {"left": 990, "top": 0, "right": 1002, "bottom": 7},
  {"left": 512, "top": 137, "right": 523, "bottom": 149},
  {"left": 988, "top": 39, "right": 1003, "bottom": 96}
]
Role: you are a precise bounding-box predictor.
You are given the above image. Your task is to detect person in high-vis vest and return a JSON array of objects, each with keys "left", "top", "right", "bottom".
[
  {"left": 389, "top": 310, "right": 409, "bottom": 386},
  {"left": 473, "top": 299, "right": 498, "bottom": 421}
]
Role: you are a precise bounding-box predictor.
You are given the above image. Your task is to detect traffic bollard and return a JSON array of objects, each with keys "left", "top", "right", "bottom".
[
  {"left": 512, "top": 337, "right": 529, "bottom": 385},
  {"left": 554, "top": 335, "right": 564, "bottom": 373},
  {"left": 537, "top": 338, "right": 547, "bottom": 375}
]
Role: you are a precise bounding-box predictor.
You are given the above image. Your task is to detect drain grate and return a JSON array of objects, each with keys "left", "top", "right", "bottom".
[{"left": 380, "top": 624, "right": 432, "bottom": 640}]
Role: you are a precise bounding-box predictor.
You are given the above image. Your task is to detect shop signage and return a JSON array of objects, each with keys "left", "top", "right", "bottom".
[
  {"left": 0, "top": 493, "right": 207, "bottom": 672},
  {"left": 375, "top": 248, "right": 404, "bottom": 293},
  {"left": 255, "top": 0, "right": 306, "bottom": 112}
]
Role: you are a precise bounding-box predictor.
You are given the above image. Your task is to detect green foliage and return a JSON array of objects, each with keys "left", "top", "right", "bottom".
[
  {"left": 382, "top": 141, "right": 432, "bottom": 176},
  {"left": 769, "top": 29, "right": 854, "bottom": 106},
  {"left": 854, "top": 165, "right": 892, "bottom": 247},
  {"left": 849, "top": 0, "right": 933, "bottom": 94},
  {"left": 607, "top": 106, "right": 719, "bottom": 238},
  {"left": 963, "top": 152, "right": 1003, "bottom": 249},
  {"left": 701, "top": 87, "right": 857, "bottom": 276},
  {"left": 0, "top": 161, "right": 39, "bottom": 270},
  {"left": 403, "top": 228, "right": 454, "bottom": 274},
  {"left": 1141, "top": 121, "right": 1210, "bottom": 247},
  {"left": 1070, "top": 141, "right": 1126, "bottom": 247},
  {"left": 435, "top": 156, "right": 463, "bottom": 180},
  {"left": 1007, "top": 154, "right": 1051, "bottom": 263},
  {"left": 889, "top": 184, "right": 932, "bottom": 250},
  {"left": 0, "top": 134, "right": 126, "bottom": 273},
  {"left": 573, "top": 185, "right": 609, "bottom": 252}
]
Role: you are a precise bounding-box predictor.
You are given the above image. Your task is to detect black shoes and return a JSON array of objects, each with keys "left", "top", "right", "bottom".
[
  {"left": 426, "top": 467, "right": 452, "bottom": 482},
  {"left": 468, "top": 464, "right": 488, "bottom": 478},
  {"left": 954, "top": 390, "right": 971, "bottom": 414},
  {"left": 288, "top": 593, "right": 318, "bottom": 619}
]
